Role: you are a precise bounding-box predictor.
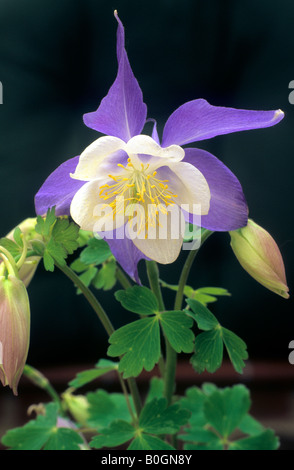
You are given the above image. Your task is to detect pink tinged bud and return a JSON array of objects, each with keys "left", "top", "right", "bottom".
[
  {"left": 17, "top": 257, "right": 40, "bottom": 288},
  {"left": 230, "top": 219, "right": 289, "bottom": 299},
  {"left": 0, "top": 275, "right": 30, "bottom": 395}
]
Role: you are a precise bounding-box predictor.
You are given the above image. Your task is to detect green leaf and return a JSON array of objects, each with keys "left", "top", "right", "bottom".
[
  {"left": 1, "top": 403, "right": 83, "bottom": 450},
  {"left": 43, "top": 250, "right": 55, "bottom": 272},
  {"left": 178, "top": 384, "right": 279, "bottom": 451},
  {"left": 0, "top": 237, "right": 21, "bottom": 257},
  {"left": 35, "top": 209, "right": 79, "bottom": 271},
  {"left": 92, "top": 259, "right": 117, "bottom": 290},
  {"left": 128, "top": 434, "right": 175, "bottom": 450},
  {"left": 191, "top": 329, "right": 223, "bottom": 373},
  {"left": 76, "top": 266, "right": 98, "bottom": 294},
  {"left": 70, "top": 258, "right": 89, "bottom": 273},
  {"left": 108, "top": 317, "right": 161, "bottom": 378},
  {"left": 197, "top": 287, "right": 231, "bottom": 296},
  {"left": 187, "top": 299, "right": 248, "bottom": 374},
  {"left": 145, "top": 377, "right": 164, "bottom": 403},
  {"left": 13, "top": 227, "right": 23, "bottom": 247},
  {"left": 238, "top": 414, "right": 265, "bottom": 436},
  {"left": 228, "top": 429, "right": 279, "bottom": 450},
  {"left": 222, "top": 327, "right": 248, "bottom": 374},
  {"left": 161, "top": 281, "right": 230, "bottom": 305},
  {"left": 43, "top": 428, "right": 85, "bottom": 450},
  {"left": 35, "top": 207, "right": 57, "bottom": 238},
  {"left": 181, "top": 427, "right": 220, "bottom": 444},
  {"left": 51, "top": 217, "right": 79, "bottom": 255},
  {"left": 159, "top": 310, "right": 194, "bottom": 353},
  {"left": 115, "top": 285, "right": 159, "bottom": 315},
  {"left": 68, "top": 359, "right": 118, "bottom": 389},
  {"left": 86, "top": 390, "right": 134, "bottom": 430},
  {"left": 90, "top": 420, "right": 135, "bottom": 449},
  {"left": 139, "top": 398, "right": 191, "bottom": 435},
  {"left": 203, "top": 385, "right": 251, "bottom": 438},
  {"left": 186, "top": 299, "right": 219, "bottom": 330},
  {"left": 184, "top": 440, "right": 224, "bottom": 450},
  {"left": 46, "top": 237, "right": 67, "bottom": 267},
  {"left": 80, "top": 238, "right": 112, "bottom": 265},
  {"left": 179, "top": 386, "right": 207, "bottom": 429}
]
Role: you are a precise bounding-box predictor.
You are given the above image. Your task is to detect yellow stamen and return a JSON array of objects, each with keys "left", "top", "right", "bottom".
[{"left": 99, "top": 161, "right": 178, "bottom": 234}]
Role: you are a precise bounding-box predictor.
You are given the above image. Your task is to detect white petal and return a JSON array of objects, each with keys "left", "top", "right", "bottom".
[
  {"left": 167, "top": 162, "right": 211, "bottom": 215},
  {"left": 71, "top": 136, "right": 126, "bottom": 181},
  {"left": 70, "top": 180, "right": 126, "bottom": 233},
  {"left": 131, "top": 207, "right": 184, "bottom": 264},
  {"left": 126, "top": 135, "right": 185, "bottom": 167}
]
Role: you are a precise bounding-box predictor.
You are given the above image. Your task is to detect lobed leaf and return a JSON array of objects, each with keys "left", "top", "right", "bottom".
[
  {"left": 128, "top": 434, "right": 175, "bottom": 450},
  {"left": 80, "top": 238, "right": 112, "bottom": 265},
  {"left": 159, "top": 310, "right": 195, "bottom": 353},
  {"left": 1, "top": 403, "right": 83, "bottom": 450},
  {"left": 187, "top": 298, "right": 248, "bottom": 374},
  {"left": 115, "top": 285, "right": 159, "bottom": 316},
  {"left": 68, "top": 359, "right": 118, "bottom": 389},
  {"left": 108, "top": 317, "right": 161, "bottom": 378},
  {"left": 139, "top": 398, "right": 191, "bottom": 435},
  {"left": 90, "top": 420, "right": 135, "bottom": 449}
]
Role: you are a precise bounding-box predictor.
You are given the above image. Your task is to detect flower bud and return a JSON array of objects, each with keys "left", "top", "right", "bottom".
[
  {"left": 62, "top": 390, "right": 90, "bottom": 426},
  {"left": 230, "top": 219, "right": 289, "bottom": 299},
  {"left": 0, "top": 275, "right": 30, "bottom": 395}
]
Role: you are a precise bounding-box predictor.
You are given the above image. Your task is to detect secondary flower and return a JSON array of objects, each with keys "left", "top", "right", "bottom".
[
  {"left": 34, "top": 11, "right": 284, "bottom": 281},
  {"left": 0, "top": 272, "right": 31, "bottom": 395},
  {"left": 230, "top": 219, "right": 289, "bottom": 299}
]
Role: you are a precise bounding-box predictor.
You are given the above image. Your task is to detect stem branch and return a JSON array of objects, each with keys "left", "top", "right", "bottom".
[{"left": 56, "top": 262, "right": 142, "bottom": 417}]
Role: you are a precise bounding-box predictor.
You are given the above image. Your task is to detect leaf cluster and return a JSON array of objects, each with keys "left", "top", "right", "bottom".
[
  {"left": 186, "top": 299, "right": 248, "bottom": 374},
  {"left": 108, "top": 286, "right": 248, "bottom": 378},
  {"left": 0, "top": 365, "right": 279, "bottom": 451},
  {"left": 34, "top": 208, "right": 79, "bottom": 271},
  {"left": 108, "top": 286, "right": 195, "bottom": 378},
  {"left": 70, "top": 237, "right": 117, "bottom": 293},
  {"left": 178, "top": 383, "right": 279, "bottom": 450}
]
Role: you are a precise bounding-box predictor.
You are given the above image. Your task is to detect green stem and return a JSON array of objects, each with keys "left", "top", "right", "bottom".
[
  {"left": 146, "top": 261, "right": 177, "bottom": 404},
  {"left": 165, "top": 230, "right": 214, "bottom": 405},
  {"left": 146, "top": 261, "right": 166, "bottom": 377},
  {"left": 164, "top": 340, "right": 177, "bottom": 405},
  {"left": 174, "top": 229, "right": 213, "bottom": 310},
  {"left": 116, "top": 266, "right": 133, "bottom": 289},
  {"left": 16, "top": 233, "right": 28, "bottom": 270},
  {"left": 56, "top": 262, "right": 142, "bottom": 417},
  {"left": 146, "top": 261, "right": 165, "bottom": 311},
  {"left": 56, "top": 262, "right": 115, "bottom": 337},
  {"left": 0, "top": 246, "right": 19, "bottom": 276},
  {"left": 117, "top": 373, "right": 137, "bottom": 424},
  {"left": 23, "top": 365, "right": 62, "bottom": 410}
]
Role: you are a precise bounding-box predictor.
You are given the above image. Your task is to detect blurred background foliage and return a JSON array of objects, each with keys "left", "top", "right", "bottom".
[{"left": 0, "top": 0, "right": 292, "bottom": 368}]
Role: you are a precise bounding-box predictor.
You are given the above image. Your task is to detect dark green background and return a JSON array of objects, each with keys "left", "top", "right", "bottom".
[{"left": 0, "top": 0, "right": 293, "bottom": 367}]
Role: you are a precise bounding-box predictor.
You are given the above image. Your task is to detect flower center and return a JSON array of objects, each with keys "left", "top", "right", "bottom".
[{"left": 99, "top": 159, "right": 178, "bottom": 234}]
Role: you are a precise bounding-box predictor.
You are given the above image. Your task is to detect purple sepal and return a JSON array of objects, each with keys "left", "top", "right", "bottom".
[
  {"left": 162, "top": 99, "right": 284, "bottom": 147},
  {"left": 34, "top": 156, "right": 84, "bottom": 217},
  {"left": 83, "top": 13, "right": 147, "bottom": 142},
  {"left": 183, "top": 148, "right": 248, "bottom": 231},
  {"left": 101, "top": 225, "right": 149, "bottom": 283}
]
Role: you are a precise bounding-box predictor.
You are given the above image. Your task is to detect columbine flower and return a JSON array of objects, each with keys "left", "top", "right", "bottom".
[
  {"left": 230, "top": 219, "right": 289, "bottom": 299},
  {"left": 34, "top": 11, "right": 284, "bottom": 281},
  {"left": 0, "top": 273, "right": 30, "bottom": 395}
]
